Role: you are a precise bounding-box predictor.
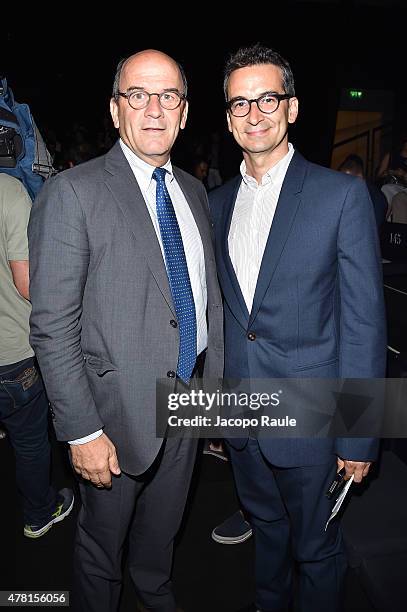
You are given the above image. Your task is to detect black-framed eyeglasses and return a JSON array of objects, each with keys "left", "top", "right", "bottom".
[
  {"left": 227, "top": 92, "right": 292, "bottom": 117},
  {"left": 117, "top": 89, "right": 186, "bottom": 111}
]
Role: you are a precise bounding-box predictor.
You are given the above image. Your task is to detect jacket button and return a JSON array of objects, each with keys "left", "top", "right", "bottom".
[
  {"left": 170, "top": 319, "right": 178, "bottom": 328},
  {"left": 247, "top": 332, "right": 256, "bottom": 341},
  {"left": 167, "top": 370, "right": 176, "bottom": 378}
]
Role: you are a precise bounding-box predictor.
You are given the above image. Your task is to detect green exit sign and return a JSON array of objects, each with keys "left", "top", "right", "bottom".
[{"left": 349, "top": 90, "right": 363, "bottom": 99}]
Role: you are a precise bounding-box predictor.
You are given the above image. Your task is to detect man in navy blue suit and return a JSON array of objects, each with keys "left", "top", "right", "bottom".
[{"left": 209, "top": 44, "right": 386, "bottom": 612}]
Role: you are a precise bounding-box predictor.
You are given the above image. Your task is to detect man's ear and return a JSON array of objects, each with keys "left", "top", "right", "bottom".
[
  {"left": 288, "top": 97, "right": 299, "bottom": 124},
  {"left": 226, "top": 111, "right": 232, "bottom": 133},
  {"left": 110, "top": 98, "right": 119, "bottom": 129},
  {"left": 180, "top": 100, "right": 189, "bottom": 130}
]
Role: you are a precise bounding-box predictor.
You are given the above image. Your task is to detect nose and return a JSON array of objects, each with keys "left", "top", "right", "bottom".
[
  {"left": 144, "top": 94, "right": 163, "bottom": 118},
  {"left": 246, "top": 100, "right": 264, "bottom": 124}
]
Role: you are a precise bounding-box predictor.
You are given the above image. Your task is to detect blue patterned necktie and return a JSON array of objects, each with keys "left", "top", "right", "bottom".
[{"left": 153, "top": 167, "right": 197, "bottom": 383}]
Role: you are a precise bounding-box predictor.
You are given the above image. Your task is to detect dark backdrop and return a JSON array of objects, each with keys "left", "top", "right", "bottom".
[{"left": 2, "top": 1, "right": 407, "bottom": 177}]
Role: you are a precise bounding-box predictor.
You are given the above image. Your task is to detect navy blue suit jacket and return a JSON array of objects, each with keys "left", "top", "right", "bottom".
[{"left": 209, "top": 151, "right": 387, "bottom": 467}]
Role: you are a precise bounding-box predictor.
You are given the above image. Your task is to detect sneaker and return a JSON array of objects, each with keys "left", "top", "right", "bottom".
[
  {"left": 24, "top": 488, "right": 74, "bottom": 538},
  {"left": 0, "top": 428, "right": 7, "bottom": 440},
  {"left": 212, "top": 510, "right": 252, "bottom": 544}
]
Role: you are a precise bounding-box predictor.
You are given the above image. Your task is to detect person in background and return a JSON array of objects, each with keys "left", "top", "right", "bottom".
[
  {"left": 338, "top": 153, "right": 387, "bottom": 228},
  {"left": 0, "top": 173, "right": 74, "bottom": 539},
  {"left": 376, "top": 136, "right": 407, "bottom": 187},
  {"left": 386, "top": 188, "right": 407, "bottom": 224},
  {"left": 192, "top": 156, "right": 210, "bottom": 190}
]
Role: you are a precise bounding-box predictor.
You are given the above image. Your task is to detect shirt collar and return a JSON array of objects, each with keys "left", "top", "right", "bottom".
[
  {"left": 240, "top": 142, "right": 295, "bottom": 187},
  {"left": 119, "top": 139, "right": 173, "bottom": 192}
]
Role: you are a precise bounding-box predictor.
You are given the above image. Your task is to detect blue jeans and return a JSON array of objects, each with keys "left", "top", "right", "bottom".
[{"left": 0, "top": 357, "right": 56, "bottom": 524}]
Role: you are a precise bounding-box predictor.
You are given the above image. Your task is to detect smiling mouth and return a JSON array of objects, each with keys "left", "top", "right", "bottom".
[{"left": 246, "top": 128, "right": 269, "bottom": 136}]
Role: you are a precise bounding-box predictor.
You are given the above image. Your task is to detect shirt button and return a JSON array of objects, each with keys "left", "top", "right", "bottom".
[
  {"left": 247, "top": 332, "right": 256, "bottom": 341},
  {"left": 170, "top": 319, "right": 178, "bottom": 328},
  {"left": 167, "top": 370, "right": 176, "bottom": 378}
]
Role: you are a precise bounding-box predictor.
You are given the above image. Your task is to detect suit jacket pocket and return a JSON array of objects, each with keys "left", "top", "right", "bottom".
[
  {"left": 83, "top": 354, "right": 117, "bottom": 376},
  {"left": 83, "top": 354, "right": 120, "bottom": 422},
  {"left": 291, "top": 357, "right": 339, "bottom": 379},
  {"left": 292, "top": 357, "right": 338, "bottom": 372}
]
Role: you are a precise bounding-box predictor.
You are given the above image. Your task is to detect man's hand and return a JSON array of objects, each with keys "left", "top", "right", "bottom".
[
  {"left": 337, "top": 457, "right": 371, "bottom": 483},
  {"left": 70, "top": 433, "right": 121, "bottom": 488}
]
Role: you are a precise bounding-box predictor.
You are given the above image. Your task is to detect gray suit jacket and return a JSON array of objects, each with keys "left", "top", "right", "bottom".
[{"left": 28, "top": 142, "right": 224, "bottom": 475}]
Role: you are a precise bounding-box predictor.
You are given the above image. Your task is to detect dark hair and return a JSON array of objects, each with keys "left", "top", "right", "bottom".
[
  {"left": 338, "top": 154, "right": 364, "bottom": 175},
  {"left": 112, "top": 54, "right": 188, "bottom": 100},
  {"left": 223, "top": 43, "right": 295, "bottom": 100}
]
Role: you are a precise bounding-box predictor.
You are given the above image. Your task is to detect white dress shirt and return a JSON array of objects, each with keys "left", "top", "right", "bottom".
[
  {"left": 228, "top": 143, "right": 295, "bottom": 312},
  {"left": 70, "top": 141, "right": 207, "bottom": 445}
]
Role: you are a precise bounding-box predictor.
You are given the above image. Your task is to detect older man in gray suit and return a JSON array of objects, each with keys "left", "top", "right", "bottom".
[{"left": 28, "top": 49, "right": 223, "bottom": 612}]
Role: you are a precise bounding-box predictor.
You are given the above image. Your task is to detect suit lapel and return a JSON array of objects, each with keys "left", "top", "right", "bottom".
[
  {"left": 218, "top": 177, "right": 250, "bottom": 328},
  {"left": 172, "top": 167, "right": 220, "bottom": 301},
  {"left": 104, "top": 142, "right": 175, "bottom": 315},
  {"left": 249, "top": 151, "right": 307, "bottom": 326},
  {"left": 173, "top": 168, "right": 211, "bottom": 258}
]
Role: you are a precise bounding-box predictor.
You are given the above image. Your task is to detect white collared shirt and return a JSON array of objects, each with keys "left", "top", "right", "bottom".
[
  {"left": 120, "top": 140, "right": 207, "bottom": 355},
  {"left": 228, "top": 143, "right": 295, "bottom": 312}
]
